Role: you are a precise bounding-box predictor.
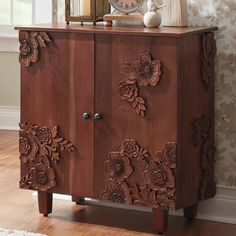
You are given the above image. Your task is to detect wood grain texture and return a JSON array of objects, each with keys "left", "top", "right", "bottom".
[
  {"left": 38, "top": 191, "right": 53, "bottom": 216},
  {"left": 94, "top": 34, "right": 178, "bottom": 203},
  {"left": 17, "top": 25, "right": 216, "bottom": 231},
  {"left": 20, "top": 32, "right": 95, "bottom": 198},
  {"left": 152, "top": 208, "right": 168, "bottom": 234},
  {"left": 15, "top": 24, "right": 217, "bottom": 37},
  {"left": 0, "top": 130, "right": 235, "bottom": 236}
]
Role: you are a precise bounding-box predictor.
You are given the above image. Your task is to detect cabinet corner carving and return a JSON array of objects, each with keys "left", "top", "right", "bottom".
[
  {"left": 192, "top": 115, "right": 216, "bottom": 200},
  {"left": 202, "top": 33, "right": 216, "bottom": 91},
  {"left": 19, "top": 31, "right": 52, "bottom": 67},
  {"left": 19, "top": 122, "right": 75, "bottom": 191},
  {"left": 101, "top": 140, "right": 176, "bottom": 211},
  {"left": 119, "top": 52, "right": 162, "bottom": 117}
]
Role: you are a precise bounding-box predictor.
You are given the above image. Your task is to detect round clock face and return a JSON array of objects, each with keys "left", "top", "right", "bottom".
[{"left": 109, "top": 0, "right": 144, "bottom": 14}]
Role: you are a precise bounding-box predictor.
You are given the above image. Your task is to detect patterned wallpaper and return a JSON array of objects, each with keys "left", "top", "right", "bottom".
[
  {"left": 187, "top": 0, "right": 236, "bottom": 187},
  {"left": 53, "top": 0, "right": 236, "bottom": 187}
]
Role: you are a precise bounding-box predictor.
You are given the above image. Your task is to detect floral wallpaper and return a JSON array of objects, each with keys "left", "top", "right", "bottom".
[
  {"left": 187, "top": 0, "right": 236, "bottom": 187},
  {"left": 53, "top": 0, "right": 236, "bottom": 187}
]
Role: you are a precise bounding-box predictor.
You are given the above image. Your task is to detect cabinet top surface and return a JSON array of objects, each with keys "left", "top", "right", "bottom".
[{"left": 15, "top": 23, "right": 217, "bottom": 37}]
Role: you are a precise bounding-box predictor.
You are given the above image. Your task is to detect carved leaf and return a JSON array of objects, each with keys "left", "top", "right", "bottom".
[{"left": 19, "top": 174, "right": 32, "bottom": 189}]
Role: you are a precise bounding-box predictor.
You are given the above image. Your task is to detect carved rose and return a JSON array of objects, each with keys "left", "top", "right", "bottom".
[
  {"left": 120, "top": 139, "right": 140, "bottom": 158},
  {"left": 156, "top": 194, "right": 175, "bottom": 210},
  {"left": 19, "top": 131, "right": 38, "bottom": 163},
  {"left": 19, "top": 31, "right": 39, "bottom": 67},
  {"left": 100, "top": 180, "right": 132, "bottom": 204},
  {"left": 36, "top": 127, "right": 52, "bottom": 145},
  {"left": 105, "top": 152, "right": 133, "bottom": 182},
  {"left": 133, "top": 52, "right": 161, "bottom": 86},
  {"left": 163, "top": 143, "right": 177, "bottom": 168},
  {"left": 144, "top": 160, "right": 174, "bottom": 191},
  {"left": 119, "top": 79, "right": 138, "bottom": 102},
  {"left": 31, "top": 163, "right": 56, "bottom": 191}
]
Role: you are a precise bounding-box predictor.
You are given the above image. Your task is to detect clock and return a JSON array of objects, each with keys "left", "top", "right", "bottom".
[{"left": 109, "top": 0, "right": 144, "bottom": 14}]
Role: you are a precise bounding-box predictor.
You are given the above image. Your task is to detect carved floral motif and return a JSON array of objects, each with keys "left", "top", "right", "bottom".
[
  {"left": 19, "top": 31, "right": 51, "bottom": 67},
  {"left": 19, "top": 122, "right": 75, "bottom": 191},
  {"left": 119, "top": 52, "right": 162, "bottom": 117},
  {"left": 193, "top": 116, "right": 216, "bottom": 200},
  {"left": 133, "top": 52, "right": 162, "bottom": 86},
  {"left": 31, "top": 163, "right": 56, "bottom": 191},
  {"left": 100, "top": 179, "right": 132, "bottom": 204},
  {"left": 101, "top": 140, "right": 176, "bottom": 211},
  {"left": 105, "top": 152, "right": 133, "bottom": 182},
  {"left": 144, "top": 160, "right": 174, "bottom": 192},
  {"left": 202, "top": 33, "right": 216, "bottom": 90}
]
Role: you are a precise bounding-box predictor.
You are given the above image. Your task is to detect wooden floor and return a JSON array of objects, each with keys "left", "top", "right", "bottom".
[{"left": 0, "top": 130, "right": 236, "bottom": 236}]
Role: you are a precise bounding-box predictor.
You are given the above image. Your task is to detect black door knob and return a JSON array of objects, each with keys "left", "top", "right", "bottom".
[
  {"left": 82, "top": 113, "right": 90, "bottom": 120},
  {"left": 94, "top": 113, "right": 102, "bottom": 121}
]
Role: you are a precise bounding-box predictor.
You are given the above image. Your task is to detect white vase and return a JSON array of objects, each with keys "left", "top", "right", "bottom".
[
  {"left": 143, "top": 0, "right": 164, "bottom": 28},
  {"left": 144, "top": 11, "right": 162, "bottom": 28},
  {"left": 161, "top": 0, "right": 188, "bottom": 26}
]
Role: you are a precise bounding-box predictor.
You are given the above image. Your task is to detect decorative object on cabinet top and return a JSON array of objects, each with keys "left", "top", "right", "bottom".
[
  {"left": 161, "top": 0, "right": 188, "bottom": 26},
  {"left": 202, "top": 32, "right": 217, "bottom": 91},
  {"left": 119, "top": 52, "right": 162, "bottom": 117},
  {"left": 65, "top": 0, "right": 110, "bottom": 24},
  {"left": 19, "top": 31, "right": 51, "bottom": 67},
  {"left": 101, "top": 139, "right": 176, "bottom": 210},
  {"left": 19, "top": 122, "right": 75, "bottom": 191},
  {"left": 103, "top": 0, "right": 145, "bottom": 26},
  {"left": 143, "top": 0, "right": 165, "bottom": 28}
]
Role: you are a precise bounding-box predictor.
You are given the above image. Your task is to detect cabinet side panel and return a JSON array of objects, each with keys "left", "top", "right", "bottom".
[{"left": 176, "top": 34, "right": 215, "bottom": 209}]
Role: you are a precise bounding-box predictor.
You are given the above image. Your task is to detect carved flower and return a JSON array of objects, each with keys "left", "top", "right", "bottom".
[
  {"left": 19, "top": 31, "right": 39, "bottom": 67},
  {"left": 31, "top": 163, "right": 56, "bottom": 191},
  {"left": 119, "top": 79, "right": 138, "bottom": 102},
  {"left": 36, "top": 127, "right": 52, "bottom": 145},
  {"left": 19, "top": 131, "right": 38, "bottom": 163},
  {"left": 100, "top": 180, "right": 132, "bottom": 204},
  {"left": 156, "top": 194, "right": 175, "bottom": 210},
  {"left": 144, "top": 160, "right": 174, "bottom": 191},
  {"left": 162, "top": 143, "right": 176, "bottom": 168},
  {"left": 120, "top": 139, "right": 139, "bottom": 158},
  {"left": 105, "top": 152, "right": 133, "bottom": 182},
  {"left": 133, "top": 52, "right": 161, "bottom": 86}
]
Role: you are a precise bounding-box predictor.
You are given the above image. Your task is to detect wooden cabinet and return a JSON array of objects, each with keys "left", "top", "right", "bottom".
[{"left": 16, "top": 24, "right": 217, "bottom": 233}]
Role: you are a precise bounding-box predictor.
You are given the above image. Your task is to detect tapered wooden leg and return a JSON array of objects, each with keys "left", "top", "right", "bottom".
[
  {"left": 152, "top": 208, "right": 168, "bottom": 234},
  {"left": 72, "top": 196, "right": 85, "bottom": 205},
  {"left": 184, "top": 203, "right": 198, "bottom": 220},
  {"left": 38, "top": 191, "right": 52, "bottom": 217}
]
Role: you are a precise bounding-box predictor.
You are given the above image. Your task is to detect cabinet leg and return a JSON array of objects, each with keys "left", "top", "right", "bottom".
[
  {"left": 152, "top": 208, "right": 168, "bottom": 234},
  {"left": 184, "top": 203, "right": 198, "bottom": 220},
  {"left": 38, "top": 191, "right": 53, "bottom": 217},
  {"left": 72, "top": 196, "right": 85, "bottom": 205}
]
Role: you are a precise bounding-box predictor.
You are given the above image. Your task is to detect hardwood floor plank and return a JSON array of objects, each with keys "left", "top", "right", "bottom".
[{"left": 0, "top": 130, "right": 236, "bottom": 236}]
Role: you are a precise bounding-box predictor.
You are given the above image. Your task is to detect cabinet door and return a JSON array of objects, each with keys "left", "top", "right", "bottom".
[
  {"left": 94, "top": 34, "right": 178, "bottom": 209},
  {"left": 19, "top": 32, "right": 94, "bottom": 198}
]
